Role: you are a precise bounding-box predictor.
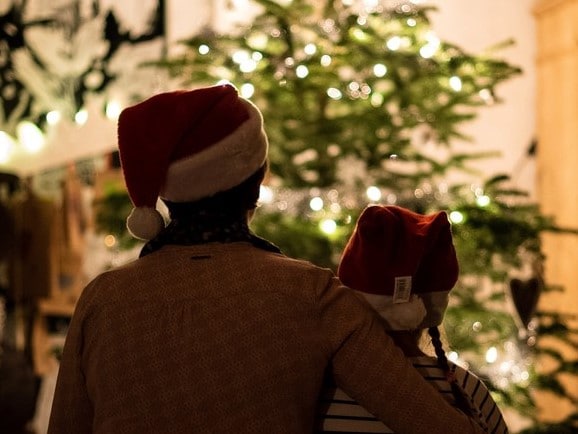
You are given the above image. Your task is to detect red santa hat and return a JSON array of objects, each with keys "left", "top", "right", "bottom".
[
  {"left": 117, "top": 84, "right": 269, "bottom": 240},
  {"left": 337, "top": 205, "right": 459, "bottom": 330}
]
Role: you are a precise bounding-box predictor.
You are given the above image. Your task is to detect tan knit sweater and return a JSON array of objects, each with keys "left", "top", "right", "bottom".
[{"left": 48, "top": 242, "right": 485, "bottom": 434}]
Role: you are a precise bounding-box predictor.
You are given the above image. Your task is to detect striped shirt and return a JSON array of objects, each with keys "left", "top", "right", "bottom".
[{"left": 317, "top": 356, "right": 508, "bottom": 434}]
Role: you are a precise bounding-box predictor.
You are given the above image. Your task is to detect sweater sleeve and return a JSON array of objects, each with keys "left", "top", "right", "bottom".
[
  {"left": 47, "top": 287, "right": 95, "bottom": 433},
  {"left": 316, "top": 275, "right": 486, "bottom": 434}
]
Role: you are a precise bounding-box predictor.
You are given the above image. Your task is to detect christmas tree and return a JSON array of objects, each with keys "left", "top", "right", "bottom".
[{"left": 148, "top": 0, "right": 578, "bottom": 431}]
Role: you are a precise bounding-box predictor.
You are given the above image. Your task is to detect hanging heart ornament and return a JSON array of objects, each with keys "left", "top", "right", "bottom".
[{"left": 508, "top": 277, "right": 542, "bottom": 329}]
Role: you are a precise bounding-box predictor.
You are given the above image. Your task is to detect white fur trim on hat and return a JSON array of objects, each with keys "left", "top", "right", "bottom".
[
  {"left": 126, "top": 206, "right": 165, "bottom": 241},
  {"left": 358, "top": 292, "right": 427, "bottom": 330},
  {"left": 160, "top": 98, "right": 268, "bottom": 202}
]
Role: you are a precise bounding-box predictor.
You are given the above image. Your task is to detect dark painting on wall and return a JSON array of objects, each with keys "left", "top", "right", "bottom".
[{"left": 0, "top": 0, "right": 166, "bottom": 137}]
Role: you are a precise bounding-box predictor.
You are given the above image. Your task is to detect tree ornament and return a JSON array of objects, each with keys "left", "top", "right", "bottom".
[{"left": 508, "top": 276, "right": 542, "bottom": 330}]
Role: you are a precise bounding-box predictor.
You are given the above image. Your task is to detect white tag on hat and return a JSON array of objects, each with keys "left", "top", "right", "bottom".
[{"left": 393, "top": 276, "right": 412, "bottom": 304}]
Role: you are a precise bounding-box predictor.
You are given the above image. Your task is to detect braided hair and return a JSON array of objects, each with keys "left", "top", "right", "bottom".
[{"left": 428, "top": 326, "right": 475, "bottom": 417}]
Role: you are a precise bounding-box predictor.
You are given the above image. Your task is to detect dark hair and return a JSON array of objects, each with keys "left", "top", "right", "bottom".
[
  {"left": 163, "top": 163, "right": 268, "bottom": 219},
  {"left": 428, "top": 326, "right": 475, "bottom": 417}
]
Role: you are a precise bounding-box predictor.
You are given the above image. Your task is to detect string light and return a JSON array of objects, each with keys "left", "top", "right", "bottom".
[
  {"left": 17, "top": 121, "right": 45, "bottom": 153},
  {"left": 74, "top": 109, "right": 88, "bottom": 125},
  {"left": 320, "top": 218, "right": 337, "bottom": 235},
  {"left": 449, "top": 210, "right": 464, "bottom": 224},
  {"left": 309, "top": 196, "right": 324, "bottom": 211},
  {"left": 366, "top": 185, "right": 382, "bottom": 201},
  {"left": 449, "top": 76, "right": 463, "bottom": 91},
  {"left": 485, "top": 346, "right": 498, "bottom": 364},
  {"left": 373, "top": 63, "right": 387, "bottom": 77},
  {"left": 46, "top": 110, "right": 61, "bottom": 125}
]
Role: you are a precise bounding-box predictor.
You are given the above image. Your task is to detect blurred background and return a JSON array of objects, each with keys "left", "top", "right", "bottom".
[{"left": 0, "top": 1, "right": 577, "bottom": 433}]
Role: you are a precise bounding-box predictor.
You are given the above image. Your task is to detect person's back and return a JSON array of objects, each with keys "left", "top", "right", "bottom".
[{"left": 52, "top": 243, "right": 335, "bottom": 432}]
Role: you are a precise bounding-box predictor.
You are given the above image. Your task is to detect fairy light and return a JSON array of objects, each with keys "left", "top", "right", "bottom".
[
  {"left": 240, "top": 83, "right": 255, "bottom": 98},
  {"left": 258, "top": 185, "right": 274, "bottom": 204},
  {"left": 309, "top": 196, "right": 324, "bottom": 211},
  {"left": 386, "top": 36, "right": 402, "bottom": 51},
  {"left": 449, "top": 210, "right": 464, "bottom": 224},
  {"left": 485, "top": 346, "right": 498, "bottom": 364},
  {"left": 320, "top": 55, "right": 332, "bottom": 67},
  {"left": 407, "top": 18, "right": 417, "bottom": 27},
  {"left": 17, "top": 121, "right": 45, "bottom": 153},
  {"left": 419, "top": 32, "right": 440, "bottom": 58},
  {"left": 240, "top": 58, "right": 257, "bottom": 73},
  {"left": 371, "top": 92, "right": 384, "bottom": 106},
  {"left": 105, "top": 100, "right": 122, "bottom": 120},
  {"left": 327, "top": 88, "right": 342, "bottom": 100},
  {"left": 366, "top": 186, "right": 382, "bottom": 201},
  {"left": 304, "top": 43, "right": 316, "bottom": 55},
  {"left": 320, "top": 219, "right": 337, "bottom": 235},
  {"left": 198, "top": 44, "right": 210, "bottom": 55},
  {"left": 232, "top": 50, "right": 250, "bottom": 64},
  {"left": 296, "top": 65, "right": 309, "bottom": 78},
  {"left": 449, "top": 75, "right": 462, "bottom": 91},
  {"left": 476, "top": 195, "right": 491, "bottom": 207},
  {"left": 373, "top": 63, "right": 387, "bottom": 77},
  {"left": 74, "top": 109, "right": 88, "bottom": 125},
  {"left": 447, "top": 351, "right": 459, "bottom": 363},
  {"left": 46, "top": 110, "right": 61, "bottom": 125},
  {"left": 252, "top": 51, "right": 263, "bottom": 61}
]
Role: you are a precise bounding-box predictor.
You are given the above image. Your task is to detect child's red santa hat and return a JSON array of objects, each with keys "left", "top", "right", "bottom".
[
  {"left": 338, "top": 205, "right": 458, "bottom": 330},
  {"left": 117, "top": 83, "right": 269, "bottom": 240}
]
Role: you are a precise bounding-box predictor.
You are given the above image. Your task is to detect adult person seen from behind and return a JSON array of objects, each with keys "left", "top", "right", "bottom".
[
  {"left": 318, "top": 205, "right": 507, "bottom": 433},
  {"left": 48, "top": 84, "right": 487, "bottom": 433}
]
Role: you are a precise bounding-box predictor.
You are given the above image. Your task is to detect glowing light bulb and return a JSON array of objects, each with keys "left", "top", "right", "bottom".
[
  {"left": 386, "top": 36, "right": 401, "bottom": 51},
  {"left": 232, "top": 50, "right": 250, "bottom": 64},
  {"left": 296, "top": 65, "right": 309, "bottom": 78},
  {"left": 373, "top": 63, "right": 387, "bottom": 77},
  {"left": 105, "top": 101, "right": 122, "bottom": 120},
  {"left": 304, "top": 43, "right": 316, "bottom": 55},
  {"left": 198, "top": 44, "right": 210, "bottom": 55},
  {"left": 75, "top": 109, "right": 88, "bottom": 125},
  {"left": 240, "top": 59, "right": 257, "bottom": 73},
  {"left": 449, "top": 76, "right": 462, "bottom": 91},
  {"left": 46, "top": 110, "right": 61, "bottom": 125},
  {"left": 327, "top": 88, "right": 342, "bottom": 100},
  {"left": 240, "top": 83, "right": 255, "bottom": 98},
  {"left": 447, "top": 351, "right": 459, "bottom": 362},
  {"left": 309, "top": 196, "right": 324, "bottom": 211},
  {"left": 485, "top": 346, "right": 498, "bottom": 364},
  {"left": 476, "top": 195, "right": 491, "bottom": 207},
  {"left": 17, "top": 121, "right": 45, "bottom": 153},
  {"left": 366, "top": 186, "right": 382, "bottom": 202},
  {"left": 320, "top": 219, "right": 337, "bottom": 235},
  {"left": 320, "top": 55, "right": 332, "bottom": 67},
  {"left": 449, "top": 211, "right": 464, "bottom": 224},
  {"left": 258, "top": 185, "right": 274, "bottom": 204},
  {"left": 419, "top": 32, "right": 440, "bottom": 58}
]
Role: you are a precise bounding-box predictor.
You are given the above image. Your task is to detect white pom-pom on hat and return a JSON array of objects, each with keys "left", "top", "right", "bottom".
[{"left": 126, "top": 207, "right": 165, "bottom": 241}]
